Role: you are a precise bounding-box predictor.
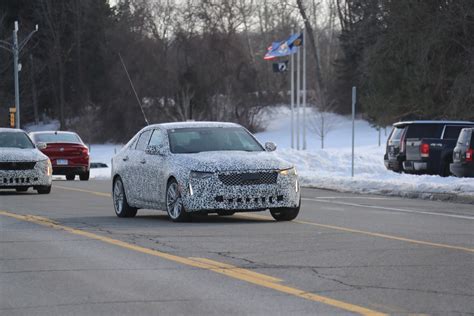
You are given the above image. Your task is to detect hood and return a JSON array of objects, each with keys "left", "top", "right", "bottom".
[
  {"left": 0, "top": 148, "right": 48, "bottom": 162},
  {"left": 173, "top": 151, "right": 292, "bottom": 172}
]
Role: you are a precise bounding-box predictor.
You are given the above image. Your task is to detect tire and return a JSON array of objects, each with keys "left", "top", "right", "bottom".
[
  {"left": 113, "top": 177, "right": 137, "bottom": 218},
  {"left": 37, "top": 186, "right": 51, "bottom": 194},
  {"left": 79, "top": 171, "right": 90, "bottom": 181},
  {"left": 166, "top": 179, "right": 189, "bottom": 222},
  {"left": 66, "top": 174, "right": 75, "bottom": 181},
  {"left": 270, "top": 205, "right": 300, "bottom": 221},
  {"left": 217, "top": 210, "right": 235, "bottom": 216},
  {"left": 441, "top": 160, "right": 452, "bottom": 177},
  {"left": 16, "top": 187, "right": 28, "bottom": 192}
]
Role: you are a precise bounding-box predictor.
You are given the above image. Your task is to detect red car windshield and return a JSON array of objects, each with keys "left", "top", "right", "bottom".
[{"left": 33, "top": 133, "right": 82, "bottom": 144}]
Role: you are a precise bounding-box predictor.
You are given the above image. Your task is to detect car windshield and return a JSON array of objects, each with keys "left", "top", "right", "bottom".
[
  {"left": 168, "top": 127, "right": 264, "bottom": 154},
  {"left": 32, "top": 132, "right": 81, "bottom": 143},
  {"left": 0, "top": 132, "right": 35, "bottom": 149}
]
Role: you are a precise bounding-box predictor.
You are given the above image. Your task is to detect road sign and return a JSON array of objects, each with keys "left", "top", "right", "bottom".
[{"left": 9, "top": 107, "right": 16, "bottom": 128}]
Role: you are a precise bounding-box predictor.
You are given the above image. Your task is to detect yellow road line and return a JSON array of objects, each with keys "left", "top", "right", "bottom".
[
  {"left": 239, "top": 213, "right": 474, "bottom": 254},
  {"left": 53, "top": 185, "right": 474, "bottom": 254},
  {"left": 0, "top": 210, "right": 386, "bottom": 316},
  {"left": 189, "top": 257, "right": 283, "bottom": 283}
]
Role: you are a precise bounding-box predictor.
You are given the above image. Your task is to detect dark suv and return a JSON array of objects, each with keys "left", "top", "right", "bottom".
[
  {"left": 384, "top": 121, "right": 474, "bottom": 175},
  {"left": 450, "top": 128, "right": 474, "bottom": 177}
]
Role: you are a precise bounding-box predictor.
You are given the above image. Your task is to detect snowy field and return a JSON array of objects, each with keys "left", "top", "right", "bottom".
[{"left": 27, "top": 108, "right": 474, "bottom": 201}]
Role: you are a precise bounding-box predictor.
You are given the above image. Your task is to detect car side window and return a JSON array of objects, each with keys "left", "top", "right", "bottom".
[
  {"left": 443, "top": 125, "right": 467, "bottom": 140},
  {"left": 149, "top": 129, "right": 164, "bottom": 147},
  {"left": 135, "top": 130, "right": 152, "bottom": 151}
]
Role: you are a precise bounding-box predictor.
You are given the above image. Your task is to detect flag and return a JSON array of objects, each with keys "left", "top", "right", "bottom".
[
  {"left": 263, "top": 33, "right": 303, "bottom": 60},
  {"left": 272, "top": 61, "right": 288, "bottom": 72}
]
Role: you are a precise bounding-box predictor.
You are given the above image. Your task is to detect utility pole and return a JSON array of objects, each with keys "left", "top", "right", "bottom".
[{"left": 0, "top": 21, "right": 38, "bottom": 129}]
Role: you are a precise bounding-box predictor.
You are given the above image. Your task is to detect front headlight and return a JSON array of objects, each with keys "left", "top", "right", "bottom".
[
  {"left": 46, "top": 159, "right": 52, "bottom": 176},
  {"left": 279, "top": 167, "right": 297, "bottom": 176},
  {"left": 189, "top": 171, "right": 214, "bottom": 179}
]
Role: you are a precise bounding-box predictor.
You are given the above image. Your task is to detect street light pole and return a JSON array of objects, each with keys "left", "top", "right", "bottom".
[
  {"left": 0, "top": 21, "right": 38, "bottom": 129},
  {"left": 13, "top": 21, "right": 20, "bottom": 129}
]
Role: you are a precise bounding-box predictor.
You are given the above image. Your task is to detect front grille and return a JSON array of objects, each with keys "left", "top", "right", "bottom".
[
  {"left": 2, "top": 177, "right": 37, "bottom": 184},
  {"left": 218, "top": 172, "right": 278, "bottom": 186},
  {"left": 215, "top": 195, "right": 284, "bottom": 204},
  {"left": 0, "top": 161, "right": 36, "bottom": 170}
]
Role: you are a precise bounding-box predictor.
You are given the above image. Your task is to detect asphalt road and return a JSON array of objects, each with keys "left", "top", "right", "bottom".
[{"left": 1, "top": 180, "right": 473, "bottom": 315}]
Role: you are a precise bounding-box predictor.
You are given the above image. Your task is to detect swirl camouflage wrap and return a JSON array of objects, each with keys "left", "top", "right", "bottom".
[
  {"left": 0, "top": 128, "right": 52, "bottom": 193},
  {"left": 111, "top": 122, "right": 300, "bottom": 221}
]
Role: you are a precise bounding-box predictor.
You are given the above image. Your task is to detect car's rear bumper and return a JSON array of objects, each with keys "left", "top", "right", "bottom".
[
  {"left": 450, "top": 163, "right": 474, "bottom": 177},
  {"left": 403, "top": 161, "right": 428, "bottom": 172},
  {"left": 52, "top": 166, "right": 89, "bottom": 175},
  {"left": 181, "top": 175, "right": 300, "bottom": 212},
  {"left": 0, "top": 161, "right": 52, "bottom": 189}
]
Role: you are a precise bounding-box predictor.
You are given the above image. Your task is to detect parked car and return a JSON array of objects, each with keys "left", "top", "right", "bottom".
[
  {"left": 384, "top": 121, "right": 474, "bottom": 176},
  {"left": 111, "top": 122, "right": 301, "bottom": 222},
  {"left": 29, "top": 131, "right": 90, "bottom": 181},
  {"left": 450, "top": 128, "right": 474, "bottom": 177},
  {"left": 0, "top": 128, "right": 52, "bottom": 193}
]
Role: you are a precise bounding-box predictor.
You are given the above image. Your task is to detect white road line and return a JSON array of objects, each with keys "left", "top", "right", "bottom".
[{"left": 302, "top": 198, "right": 474, "bottom": 220}]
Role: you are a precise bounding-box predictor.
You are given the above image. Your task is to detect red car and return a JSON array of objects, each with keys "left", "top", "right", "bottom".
[{"left": 29, "top": 131, "right": 90, "bottom": 181}]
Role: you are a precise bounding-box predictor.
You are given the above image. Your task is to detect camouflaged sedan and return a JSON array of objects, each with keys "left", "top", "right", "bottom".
[
  {"left": 0, "top": 128, "right": 52, "bottom": 194},
  {"left": 111, "top": 122, "right": 300, "bottom": 222}
]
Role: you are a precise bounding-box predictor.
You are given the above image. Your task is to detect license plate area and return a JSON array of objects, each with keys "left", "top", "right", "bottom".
[{"left": 56, "top": 159, "right": 68, "bottom": 165}]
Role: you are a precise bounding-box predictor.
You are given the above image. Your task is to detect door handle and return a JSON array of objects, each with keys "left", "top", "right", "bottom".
[
  {"left": 122, "top": 156, "right": 129, "bottom": 161},
  {"left": 140, "top": 159, "right": 146, "bottom": 164}
]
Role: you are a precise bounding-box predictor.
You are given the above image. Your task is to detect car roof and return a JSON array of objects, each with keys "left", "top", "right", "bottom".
[
  {"left": 0, "top": 127, "right": 27, "bottom": 132},
  {"left": 147, "top": 121, "right": 242, "bottom": 130},
  {"left": 29, "top": 131, "right": 79, "bottom": 135},
  {"left": 393, "top": 120, "right": 474, "bottom": 127}
]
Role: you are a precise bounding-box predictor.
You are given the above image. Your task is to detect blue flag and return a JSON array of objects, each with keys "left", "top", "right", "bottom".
[{"left": 264, "top": 33, "right": 303, "bottom": 60}]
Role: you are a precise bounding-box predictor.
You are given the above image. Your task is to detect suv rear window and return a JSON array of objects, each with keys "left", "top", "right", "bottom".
[
  {"left": 443, "top": 125, "right": 470, "bottom": 139},
  {"left": 389, "top": 127, "right": 405, "bottom": 141},
  {"left": 405, "top": 124, "right": 442, "bottom": 138}
]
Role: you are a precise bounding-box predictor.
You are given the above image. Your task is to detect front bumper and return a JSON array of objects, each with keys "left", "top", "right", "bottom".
[
  {"left": 450, "top": 162, "right": 474, "bottom": 177},
  {"left": 0, "top": 160, "right": 52, "bottom": 189},
  {"left": 181, "top": 172, "right": 300, "bottom": 212}
]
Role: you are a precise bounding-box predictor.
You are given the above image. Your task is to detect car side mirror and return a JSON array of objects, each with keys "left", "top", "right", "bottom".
[
  {"left": 145, "top": 145, "right": 166, "bottom": 156},
  {"left": 37, "top": 142, "right": 47, "bottom": 150},
  {"left": 264, "top": 142, "right": 277, "bottom": 152}
]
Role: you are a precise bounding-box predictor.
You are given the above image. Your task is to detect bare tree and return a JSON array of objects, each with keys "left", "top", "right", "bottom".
[{"left": 308, "top": 95, "right": 338, "bottom": 149}]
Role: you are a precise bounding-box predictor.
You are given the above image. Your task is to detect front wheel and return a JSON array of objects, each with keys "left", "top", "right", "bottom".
[
  {"left": 166, "top": 179, "right": 189, "bottom": 222},
  {"left": 37, "top": 185, "right": 51, "bottom": 194},
  {"left": 16, "top": 187, "right": 28, "bottom": 192},
  {"left": 66, "top": 174, "right": 75, "bottom": 181},
  {"left": 270, "top": 206, "right": 300, "bottom": 221},
  {"left": 113, "top": 177, "right": 137, "bottom": 218}
]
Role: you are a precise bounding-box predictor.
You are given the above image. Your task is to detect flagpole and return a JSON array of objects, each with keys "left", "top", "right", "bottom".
[
  {"left": 296, "top": 30, "right": 301, "bottom": 151},
  {"left": 290, "top": 33, "right": 295, "bottom": 149},
  {"left": 302, "top": 26, "right": 307, "bottom": 150}
]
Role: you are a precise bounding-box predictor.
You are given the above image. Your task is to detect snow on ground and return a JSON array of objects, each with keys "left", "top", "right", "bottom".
[
  {"left": 261, "top": 107, "right": 474, "bottom": 199},
  {"left": 29, "top": 107, "right": 473, "bottom": 200}
]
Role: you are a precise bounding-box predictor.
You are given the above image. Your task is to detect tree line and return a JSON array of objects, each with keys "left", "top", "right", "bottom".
[{"left": 1, "top": 0, "right": 473, "bottom": 143}]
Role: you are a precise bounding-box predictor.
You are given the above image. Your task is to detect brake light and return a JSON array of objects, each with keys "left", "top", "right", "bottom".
[
  {"left": 81, "top": 147, "right": 89, "bottom": 156},
  {"left": 467, "top": 149, "right": 473, "bottom": 162},
  {"left": 420, "top": 143, "right": 430, "bottom": 158}
]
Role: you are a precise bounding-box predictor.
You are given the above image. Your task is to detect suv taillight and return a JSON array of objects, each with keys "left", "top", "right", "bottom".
[
  {"left": 420, "top": 143, "right": 430, "bottom": 158},
  {"left": 467, "top": 149, "right": 473, "bottom": 162}
]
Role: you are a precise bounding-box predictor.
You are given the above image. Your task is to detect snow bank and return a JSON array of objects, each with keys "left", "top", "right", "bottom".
[{"left": 260, "top": 107, "right": 474, "bottom": 201}]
